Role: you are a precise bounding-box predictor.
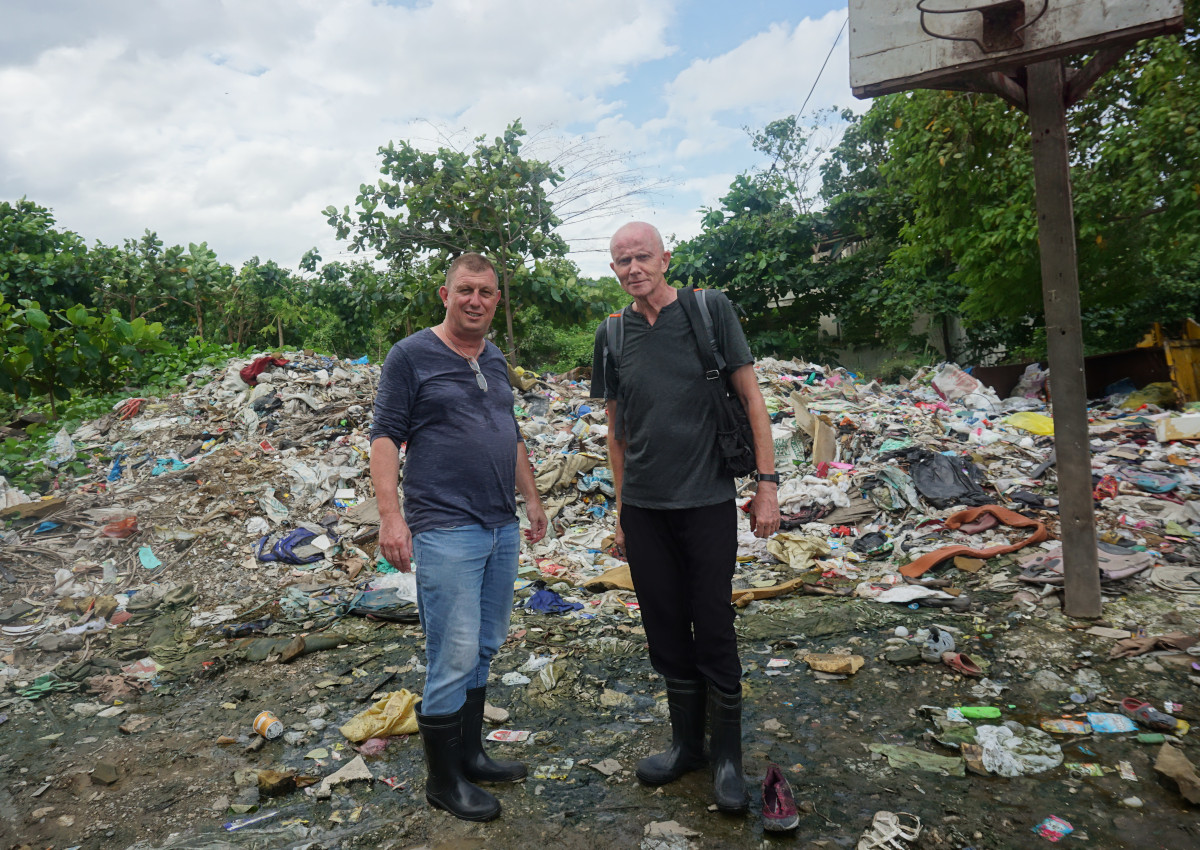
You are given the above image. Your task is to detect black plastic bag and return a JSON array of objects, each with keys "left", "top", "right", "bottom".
[{"left": 909, "top": 451, "right": 993, "bottom": 509}]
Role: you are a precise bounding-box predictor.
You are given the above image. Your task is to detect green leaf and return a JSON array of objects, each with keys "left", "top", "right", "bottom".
[{"left": 24, "top": 308, "right": 50, "bottom": 330}]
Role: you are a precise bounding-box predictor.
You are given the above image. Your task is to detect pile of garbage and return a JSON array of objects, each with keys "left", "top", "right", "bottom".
[
  {"left": 3, "top": 350, "right": 1200, "bottom": 700},
  {"left": 2, "top": 349, "right": 1200, "bottom": 844}
]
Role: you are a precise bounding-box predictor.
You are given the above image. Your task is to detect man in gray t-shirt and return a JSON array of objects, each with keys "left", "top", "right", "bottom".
[
  {"left": 371, "top": 253, "right": 547, "bottom": 823},
  {"left": 590, "top": 222, "right": 779, "bottom": 814}
]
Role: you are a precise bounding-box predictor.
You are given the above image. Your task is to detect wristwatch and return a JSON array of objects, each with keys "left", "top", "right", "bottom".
[{"left": 754, "top": 472, "right": 780, "bottom": 484}]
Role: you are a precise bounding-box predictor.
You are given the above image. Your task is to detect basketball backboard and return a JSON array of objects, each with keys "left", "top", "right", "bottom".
[{"left": 849, "top": 0, "right": 1185, "bottom": 99}]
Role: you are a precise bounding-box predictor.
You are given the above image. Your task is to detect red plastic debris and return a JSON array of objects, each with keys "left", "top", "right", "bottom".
[{"left": 102, "top": 516, "right": 139, "bottom": 538}]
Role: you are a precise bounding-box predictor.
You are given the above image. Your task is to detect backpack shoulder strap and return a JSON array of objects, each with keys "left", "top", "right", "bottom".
[
  {"left": 603, "top": 306, "right": 628, "bottom": 378},
  {"left": 692, "top": 288, "right": 726, "bottom": 372}
]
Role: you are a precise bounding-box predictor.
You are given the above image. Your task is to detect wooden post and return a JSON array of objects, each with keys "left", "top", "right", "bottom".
[{"left": 1026, "top": 59, "right": 1102, "bottom": 619}]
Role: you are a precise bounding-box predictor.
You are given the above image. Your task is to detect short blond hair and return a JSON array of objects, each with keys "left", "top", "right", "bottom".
[{"left": 446, "top": 252, "right": 497, "bottom": 286}]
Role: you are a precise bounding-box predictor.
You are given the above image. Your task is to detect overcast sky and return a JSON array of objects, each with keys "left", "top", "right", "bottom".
[{"left": 0, "top": 1, "right": 859, "bottom": 279}]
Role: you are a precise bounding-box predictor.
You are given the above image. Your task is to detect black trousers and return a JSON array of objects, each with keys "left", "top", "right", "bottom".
[{"left": 621, "top": 500, "right": 741, "bottom": 694}]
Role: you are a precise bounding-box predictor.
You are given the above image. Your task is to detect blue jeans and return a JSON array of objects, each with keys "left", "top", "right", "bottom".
[{"left": 412, "top": 522, "right": 520, "bottom": 716}]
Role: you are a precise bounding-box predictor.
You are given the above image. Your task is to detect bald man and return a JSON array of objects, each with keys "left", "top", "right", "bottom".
[{"left": 590, "top": 222, "right": 779, "bottom": 813}]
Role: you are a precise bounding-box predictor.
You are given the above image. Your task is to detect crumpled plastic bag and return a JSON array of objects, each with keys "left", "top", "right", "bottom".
[
  {"left": 776, "top": 475, "right": 852, "bottom": 512},
  {"left": 909, "top": 450, "right": 993, "bottom": 509},
  {"left": 867, "top": 743, "right": 965, "bottom": 775},
  {"left": 339, "top": 690, "right": 419, "bottom": 742},
  {"left": 861, "top": 467, "right": 922, "bottom": 512},
  {"left": 1004, "top": 411, "right": 1055, "bottom": 435},
  {"left": 855, "top": 583, "right": 953, "bottom": 603},
  {"left": 0, "top": 475, "right": 32, "bottom": 509},
  {"left": 368, "top": 570, "right": 417, "bottom": 601},
  {"left": 1009, "top": 363, "right": 1048, "bottom": 399},
  {"left": 534, "top": 453, "right": 602, "bottom": 496},
  {"left": 259, "top": 487, "right": 289, "bottom": 523},
  {"left": 47, "top": 428, "right": 77, "bottom": 468},
  {"left": 766, "top": 533, "right": 831, "bottom": 571},
  {"left": 974, "top": 723, "right": 1062, "bottom": 777},
  {"left": 1120, "top": 381, "right": 1177, "bottom": 410},
  {"left": 932, "top": 363, "right": 985, "bottom": 401},
  {"left": 578, "top": 467, "right": 615, "bottom": 497}
]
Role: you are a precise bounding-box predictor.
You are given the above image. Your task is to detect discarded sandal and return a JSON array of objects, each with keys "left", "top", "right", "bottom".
[
  {"left": 761, "top": 763, "right": 799, "bottom": 833},
  {"left": 1017, "top": 542, "right": 1152, "bottom": 586},
  {"left": 941, "top": 652, "right": 983, "bottom": 678},
  {"left": 857, "top": 810, "right": 922, "bottom": 850},
  {"left": 1120, "top": 698, "right": 1180, "bottom": 733}
]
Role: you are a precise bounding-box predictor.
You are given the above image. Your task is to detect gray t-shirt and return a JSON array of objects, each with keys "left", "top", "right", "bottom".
[
  {"left": 590, "top": 289, "right": 753, "bottom": 510},
  {"left": 370, "top": 328, "right": 520, "bottom": 535}
]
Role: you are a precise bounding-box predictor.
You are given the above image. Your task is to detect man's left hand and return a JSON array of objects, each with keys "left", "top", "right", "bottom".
[
  {"left": 525, "top": 501, "right": 549, "bottom": 544},
  {"left": 749, "top": 486, "right": 780, "bottom": 539}
]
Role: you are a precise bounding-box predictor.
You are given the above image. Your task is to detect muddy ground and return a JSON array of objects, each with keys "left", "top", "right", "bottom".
[{"left": 2, "top": 584, "right": 1198, "bottom": 850}]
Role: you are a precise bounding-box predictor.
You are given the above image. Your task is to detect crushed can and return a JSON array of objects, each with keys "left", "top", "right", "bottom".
[{"left": 253, "top": 710, "right": 283, "bottom": 739}]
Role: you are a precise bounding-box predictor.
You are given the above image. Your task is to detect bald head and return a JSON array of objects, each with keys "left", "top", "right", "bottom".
[
  {"left": 609, "top": 221, "right": 671, "bottom": 301},
  {"left": 610, "top": 222, "right": 664, "bottom": 257}
]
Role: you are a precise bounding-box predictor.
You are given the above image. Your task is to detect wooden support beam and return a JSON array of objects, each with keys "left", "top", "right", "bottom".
[
  {"left": 1065, "top": 45, "right": 1128, "bottom": 107},
  {"left": 1026, "top": 59, "right": 1102, "bottom": 619},
  {"left": 921, "top": 71, "right": 1027, "bottom": 110}
]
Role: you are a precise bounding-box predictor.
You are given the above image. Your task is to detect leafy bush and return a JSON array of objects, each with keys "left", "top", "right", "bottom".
[
  {"left": 513, "top": 306, "right": 596, "bottom": 373},
  {"left": 126, "top": 335, "right": 250, "bottom": 394},
  {"left": 0, "top": 296, "right": 170, "bottom": 416},
  {"left": 870, "top": 353, "right": 937, "bottom": 385}
]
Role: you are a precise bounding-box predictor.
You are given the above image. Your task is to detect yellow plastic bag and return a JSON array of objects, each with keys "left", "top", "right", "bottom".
[
  {"left": 338, "top": 690, "right": 419, "bottom": 742},
  {"left": 1120, "top": 382, "right": 1177, "bottom": 411},
  {"left": 1004, "top": 412, "right": 1055, "bottom": 436},
  {"left": 766, "top": 533, "right": 831, "bottom": 571}
]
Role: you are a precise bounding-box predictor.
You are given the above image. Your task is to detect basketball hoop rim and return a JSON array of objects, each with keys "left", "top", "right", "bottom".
[{"left": 917, "top": 0, "right": 1048, "bottom": 44}]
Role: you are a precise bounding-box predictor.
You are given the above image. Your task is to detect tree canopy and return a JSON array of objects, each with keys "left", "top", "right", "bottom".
[
  {"left": 324, "top": 120, "right": 610, "bottom": 360},
  {"left": 675, "top": 1, "right": 1200, "bottom": 365}
]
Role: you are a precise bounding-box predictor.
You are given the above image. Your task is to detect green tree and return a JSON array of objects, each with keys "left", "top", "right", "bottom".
[
  {"left": 819, "top": 0, "right": 1200, "bottom": 361},
  {"left": 221, "top": 257, "right": 300, "bottom": 347},
  {"left": 92, "top": 231, "right": 189, "bottom": 334},
  {"left": 324, "top": 120, "right": 602, "bottom": 360},
  {"left": 670, "top": 170, "right": 834, "bottom": 357},
  {"left": 175, "top": 242, "right": 233, "bottom": 341},
  {"left": 0, "top": 295, "right": 169, "bottom": 417},
  {"left": 0, "top": 199, "right": 93, "bottom": 313}
]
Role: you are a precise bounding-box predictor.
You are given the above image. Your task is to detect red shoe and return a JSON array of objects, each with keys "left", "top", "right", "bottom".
[
  {"left": 761, "top": 763, "right": 799, "bottom": 832},
  {"left": 941, "top": 652, "right": 984, "bottom": 678}
]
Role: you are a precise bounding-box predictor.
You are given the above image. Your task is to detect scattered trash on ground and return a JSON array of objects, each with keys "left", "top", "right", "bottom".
[{"left": 2, "top": 352, "right": 1199, "bottom": 847}]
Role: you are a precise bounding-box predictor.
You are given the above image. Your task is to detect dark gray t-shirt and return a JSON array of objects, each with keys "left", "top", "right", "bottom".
[
  {"left": 370, "top": 328, "right": 520, "bottom": 535},
  {"left": 590, "top": 289, "right": 753, "bottom": 510}
]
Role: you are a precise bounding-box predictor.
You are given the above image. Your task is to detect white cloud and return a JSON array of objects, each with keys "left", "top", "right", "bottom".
[
  {"left": 0, "top": 1, "right": 857, "bottom": 281},
  {"left": 664, "top": 10, "right": 856, "bottom": 125},
  {"left": 0, "top": 1, "right": 678, "bottom": 266}
]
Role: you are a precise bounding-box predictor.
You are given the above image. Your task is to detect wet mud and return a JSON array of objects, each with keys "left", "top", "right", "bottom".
[{"left": 3, "top": 593, "right": 1197, "bottom": 850}]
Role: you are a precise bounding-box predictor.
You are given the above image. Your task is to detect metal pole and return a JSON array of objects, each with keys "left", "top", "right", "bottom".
[{"left": 1026, "top": 59, "right": 1102, "bottom": 618}]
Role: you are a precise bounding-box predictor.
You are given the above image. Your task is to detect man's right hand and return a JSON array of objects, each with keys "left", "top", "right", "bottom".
[
  {"left": 613, "top": 513, "right": 626, "bottom": 559},
  {"left": 379, "top": 513, "right": 413, "bottom": 573}
]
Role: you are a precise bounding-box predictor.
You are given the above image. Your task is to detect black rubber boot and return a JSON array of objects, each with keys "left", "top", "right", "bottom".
[
  {"left": 417, "top": 708, "right": 501, "bottom": 821},
  {"left": 708, "top": 685, "right": 749, "bottom": 813},
  {"left": 462, "top": 686, "right": 527, "bottom": 783},
  {"left": 636, "top": 678, "right": 708, "bottom": 785}
]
